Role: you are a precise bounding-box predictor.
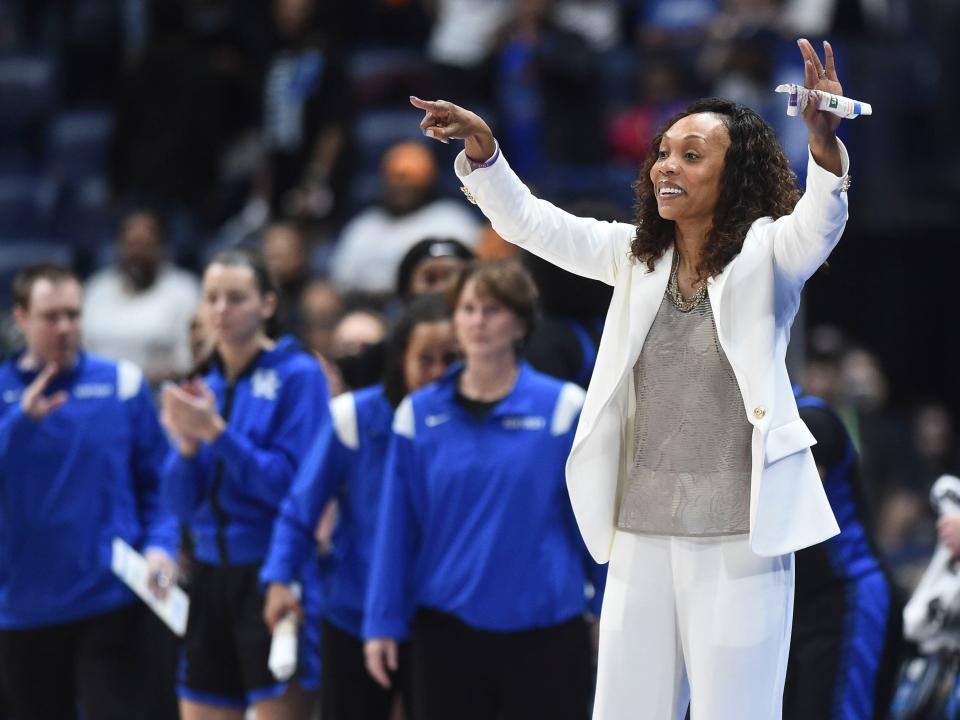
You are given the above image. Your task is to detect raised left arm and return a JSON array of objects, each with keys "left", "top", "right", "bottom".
[{"left": 770, "top": 39, "right": 852, "bottom": 286}]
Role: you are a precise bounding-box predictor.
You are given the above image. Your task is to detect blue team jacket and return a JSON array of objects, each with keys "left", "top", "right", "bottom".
[
  {"left": 364, "top": 363, "right": 606, "bottom": 640},
  {"left": 162, "top": 336, "right": 329, "bottom": 565},
  {"left": 794, "top": 389, "right": 883, "bottom": 584},
  {"left": 0, "top": 352, "right": 178, "bottom": 629},
  {"left": 262, "top": 384, "right": 395, "bottom": 639}
]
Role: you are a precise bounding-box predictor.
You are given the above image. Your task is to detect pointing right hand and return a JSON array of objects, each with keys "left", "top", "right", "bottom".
[
  {"left": 410, "top": 97, "right": 496, "bottom": 161},
  {"left": 20, "top": 362, "right": 68, "bottom": 420}
]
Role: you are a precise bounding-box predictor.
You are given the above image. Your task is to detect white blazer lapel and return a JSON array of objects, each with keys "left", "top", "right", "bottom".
[{"left": 625, "top": 244, "right": 674, "bottom": 369}]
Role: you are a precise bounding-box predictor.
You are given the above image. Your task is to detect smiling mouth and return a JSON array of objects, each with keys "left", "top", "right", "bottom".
[{"left": 658, "top": 186, "right": 684, "bottom": 198}]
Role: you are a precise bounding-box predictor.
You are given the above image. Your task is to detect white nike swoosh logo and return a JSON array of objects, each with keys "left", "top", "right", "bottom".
[{"left": 424, "top": 414, "right": 450, "bottom": 427}]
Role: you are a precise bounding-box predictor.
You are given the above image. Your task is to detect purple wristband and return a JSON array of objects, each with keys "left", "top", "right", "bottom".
[{"left": 466, "top": 141, "right": 500, "bottom": 170}]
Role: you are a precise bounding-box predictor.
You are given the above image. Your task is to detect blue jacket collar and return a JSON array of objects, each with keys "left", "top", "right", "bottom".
[
  {"left": 209, "top": 335, "right": 303, "bottom": 380},
  {"left": 436, "top": 361, "right": 542, "bottom": 418},
  {"left": 12, "top": 349, "right": 86, "bottom": 385}
]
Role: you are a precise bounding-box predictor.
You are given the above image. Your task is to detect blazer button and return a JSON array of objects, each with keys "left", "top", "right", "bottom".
[
  {"left": 753, "top": 406, "right": 766, "bottom": 420},
  {"left": 460, "top": 186, "right": 477, "bottom": 205}
]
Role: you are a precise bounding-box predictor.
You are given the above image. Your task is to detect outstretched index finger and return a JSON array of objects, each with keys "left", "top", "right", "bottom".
[{"left": 409, "top": 96, "right": 442, "bottom": 113}]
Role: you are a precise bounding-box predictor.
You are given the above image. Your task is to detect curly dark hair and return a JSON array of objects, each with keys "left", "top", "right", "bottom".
[{"left": 630, "top": 98, "right": 801, "bottom": 280}]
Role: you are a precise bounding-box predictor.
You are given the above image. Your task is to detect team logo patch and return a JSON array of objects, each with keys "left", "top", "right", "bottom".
[{"left": 251, "top": 369, "right": 281, "bottom": 400}]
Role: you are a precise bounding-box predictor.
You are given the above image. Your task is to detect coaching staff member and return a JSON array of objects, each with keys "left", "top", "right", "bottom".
[{"left": 0, "top": 263, "right": 178, "bottom": 719}]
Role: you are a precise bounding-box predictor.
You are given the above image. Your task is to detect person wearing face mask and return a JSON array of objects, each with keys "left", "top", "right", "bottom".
[
  {"left": 82, "top": 208, "right": 201, "bottom": 388},
  {"left": 160, "top": 249, "right": 329, "bottom": 720},
  {"left": 261, "top": 294, "right": 457, "bottom": 720},
  {"left": 412, "top": 38, "right": 851, "bottom": 720},
  {"left": 329, "top": 308, "right": 389, "bottom": 392},
  {"left": 0, "top": 263, "right": 178, "bottom": 719},
  {"left": 364, "top": 260, "right": 604, "bottom": 720}
]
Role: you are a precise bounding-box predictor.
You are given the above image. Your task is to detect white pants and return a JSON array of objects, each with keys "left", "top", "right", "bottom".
[{"left": 593, "top": 531, "right": 794, "bottom": 720}]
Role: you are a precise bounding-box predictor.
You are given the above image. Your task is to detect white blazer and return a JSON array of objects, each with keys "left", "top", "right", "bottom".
[{"left": 455, "top": 142, "right": 851, "bottom": 562}]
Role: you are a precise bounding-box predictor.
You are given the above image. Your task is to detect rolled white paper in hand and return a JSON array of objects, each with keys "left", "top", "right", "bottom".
[
  {"left": 269, "top": 612, "right": 299, "bottom": 681},
  {"left": 775, "top": 84, "right": 872, "bottom": 119},
  {"left": 268, "top": 582, "right": 301, "bottom": 681}
]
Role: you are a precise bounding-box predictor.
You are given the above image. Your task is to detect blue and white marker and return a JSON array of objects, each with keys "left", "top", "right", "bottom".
[{"left": 775, "top": 83, "right": 872, "bottom": 119}]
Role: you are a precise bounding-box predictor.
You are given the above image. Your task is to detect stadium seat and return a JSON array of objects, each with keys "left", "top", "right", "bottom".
[
  {"left": 348, "top": 47, "right": 430, "bottom": 106},
  {"left": 0, "top": 55, "right": 58, "bottom": 131},
  {"left": 47, "top": 109, "right": 114, "bottom": 182},
  {"left": 353, "top": 108, "right": 426, "bottom": 173},
  {"left": 52, "top": 176, "right": 117, "bottom": 253},
  {"left": 0, "top": 174, "right": 57, "bottom": 237}
]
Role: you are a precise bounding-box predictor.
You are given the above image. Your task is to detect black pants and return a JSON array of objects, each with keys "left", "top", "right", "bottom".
[
  {"left": 320, "top": 619, "right": 413, "bottom": 720},
  {"left": 784, "top": 574, "right": 904, "bottom": 720},
  {"left": 411, "top": 609, "right": 593, "bottom": 720},
  {"left": 0, "top": 603, "right": 142, "bottom": 720},
  {"left": 136, "top": 609, "right": 181, "bottom": 720},
  {"left": 179, "top": 562, "right": 278, "bottom": 706}
]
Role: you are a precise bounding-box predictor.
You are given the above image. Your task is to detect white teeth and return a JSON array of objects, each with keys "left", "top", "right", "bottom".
[{"left": 659, "top": 187, "right": 683, "bottom": 196}]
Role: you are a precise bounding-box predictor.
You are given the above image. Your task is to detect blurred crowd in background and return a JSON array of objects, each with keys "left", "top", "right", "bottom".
[{"left": 0, "top": 0, "right": 958, "bottom": 588}]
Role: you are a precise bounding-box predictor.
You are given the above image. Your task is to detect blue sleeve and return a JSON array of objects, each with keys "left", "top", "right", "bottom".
[
  {"left": 210, "top": 367, "right": 330, "bottom": 508},
  {"left": 127, "top": 382, "right": 179, "bottom": 555},
  {"left": 363, "top": 419, "right": 420, "bottom": 640},
  {"left": 261, "top": 416, "right": 350, "bottom": 586},
  {"left": 161, "top": 444, "right": 212, "bottom": 520}
]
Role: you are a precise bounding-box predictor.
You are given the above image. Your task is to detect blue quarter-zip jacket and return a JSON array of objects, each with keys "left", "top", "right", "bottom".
[
  {"left": 162, "top": 336, "right": 329, "bottom": 565},
  {"left": 0, "top": 352, "right": 178, "bottom": 629},
  {"left": 262, "top": 384, "right": 394, "bottom": 638},
  {"left": 793, "top": 388, "right": 894, "bottom": 719},
  {"left": 794, "top": 389, "right": 883, "bottom": 588},
  {"left": 364, "top": 363, "right": 606, "bottom": 640}
]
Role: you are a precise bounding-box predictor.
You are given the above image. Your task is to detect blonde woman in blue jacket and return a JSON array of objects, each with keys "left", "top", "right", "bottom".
[{"left": 411, "top": 38, "right": 851, "bottom": 720}]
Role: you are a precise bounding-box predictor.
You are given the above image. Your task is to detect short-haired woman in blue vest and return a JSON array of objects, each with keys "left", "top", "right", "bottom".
[{"left": 364, "top": 260, "right": 605, "bottom": 720}]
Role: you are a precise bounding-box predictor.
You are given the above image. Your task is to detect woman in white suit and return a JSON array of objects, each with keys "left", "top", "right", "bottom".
[{"left": 411, "top": 38, "right": 850, "bottom": 720}]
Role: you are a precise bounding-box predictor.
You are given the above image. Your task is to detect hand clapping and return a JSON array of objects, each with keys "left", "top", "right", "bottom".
[{"left": 160, "top": 380, "right": 224, "bottom": 456}]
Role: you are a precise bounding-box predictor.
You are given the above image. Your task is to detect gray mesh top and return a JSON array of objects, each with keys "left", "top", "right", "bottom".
[{"left": 617, "top": 291, "right": 753, "bottom": 536}]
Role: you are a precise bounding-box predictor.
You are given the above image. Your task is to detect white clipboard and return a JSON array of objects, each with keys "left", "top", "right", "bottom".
[{"left": 111, "top": 537, "right": 189, "bottom": 637}]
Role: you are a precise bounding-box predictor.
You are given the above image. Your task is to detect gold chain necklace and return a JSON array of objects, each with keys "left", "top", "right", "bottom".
[{"left": 666, "top": 251, "right": 707, "bottom": 312}]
